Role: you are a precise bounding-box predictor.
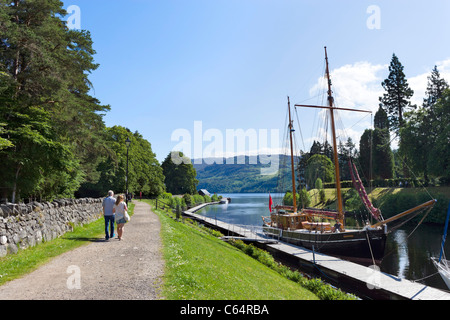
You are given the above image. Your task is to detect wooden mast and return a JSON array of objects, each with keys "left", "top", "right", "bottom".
[
  {"left": 295, "top": 47, "right": 371, "bottom": 224},
  {"left": 288, "top": 96, "right": 297, "bottom": 213},
  {"left": 324, "top": 46, "right": 344, "bottom": 226}
]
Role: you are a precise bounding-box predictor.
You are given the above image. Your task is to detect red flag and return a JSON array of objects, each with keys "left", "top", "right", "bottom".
[{"left": 269, "top": 193, "right": 273, "bottom": 213}]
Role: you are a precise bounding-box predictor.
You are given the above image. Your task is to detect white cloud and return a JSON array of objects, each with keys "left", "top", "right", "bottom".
[
  {"left": 305, "top": 62, "right": 386, "bottom": 150},
  {"left": 332, "top": 62, "right": 387, "bottom": 114},
  {"left": 306, "top": 58, "right": 450, "bottom": 151},
  {"left": 408, "top": 73, "right": 428, "bottom": 107},
  {"left": 309, "top": 61, "right": 387, "bottom": 114},
  {"left": 310, "top": 57, "right": 450, "bottom": 114}
]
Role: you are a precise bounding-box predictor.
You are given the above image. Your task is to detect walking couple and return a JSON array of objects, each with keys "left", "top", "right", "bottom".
[{"left": 102, "top": 190, "right": 129, "bottom": 241}]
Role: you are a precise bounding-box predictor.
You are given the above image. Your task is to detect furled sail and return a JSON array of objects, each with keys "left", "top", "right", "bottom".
[{"left": 348, "top": 160, "right": 382, "bottom": 221}]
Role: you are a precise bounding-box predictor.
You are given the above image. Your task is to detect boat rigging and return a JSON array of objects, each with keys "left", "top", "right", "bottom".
[{"left": 262, "top": 46, "right": 437, "bottom": 262}]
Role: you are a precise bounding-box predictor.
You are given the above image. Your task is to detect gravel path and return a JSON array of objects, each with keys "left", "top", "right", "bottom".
[{"left": 0, "top": 201, "right": 164, "bottom": 300}]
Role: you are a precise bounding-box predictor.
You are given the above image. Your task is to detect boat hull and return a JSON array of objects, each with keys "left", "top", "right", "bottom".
[
  {"left": 432, "top": 258, "right": 450, "bottom": 289},
  {"left": 263, "top": 226, "right": 387, "bottom": 261}
]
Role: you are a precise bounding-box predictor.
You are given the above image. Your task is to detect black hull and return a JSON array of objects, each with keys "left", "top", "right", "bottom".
[{"left": 263, "top": 226, "right": 387, "bottom": 261}]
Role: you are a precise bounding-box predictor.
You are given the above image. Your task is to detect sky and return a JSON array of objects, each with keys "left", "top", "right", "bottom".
[{"left": 62, "top": 0, "right": 450, "bottom": 163}]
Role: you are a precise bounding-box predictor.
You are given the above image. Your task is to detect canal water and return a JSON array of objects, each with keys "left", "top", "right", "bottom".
[{"left": 196, "top": 193, "right": 450, "bottom": 291}]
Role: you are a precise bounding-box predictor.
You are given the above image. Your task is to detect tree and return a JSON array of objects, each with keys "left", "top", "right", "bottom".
[
  {"left": 309, "top": 140, "right": 333, "bottom": 160},
  {"left": 0, "top": 123, "right": 12, "bottom": 150},
  {"left": 282, "top": 190, "right": 311, "bottom": 209},
  {"left": 310, "top": 141, "right": 322, "bottom": 156},
  {"left": 0, "top": 0, "right": 110, "bottom": 201},
  {"left": 315, "top": 178, "right": 323, "bottom": 190},
  {"left": 162, "top": 151, "right": 198, "bottom": 195},
  {"left": 131, "top": 132, "right": 165, "bottom": 196},
  {"left": 297, "top": 150, "right": 309, "bottom": 189},
  {"left": 423, "top": 66, "right": 449, "bottom": 112},
  {"left": 425, "top": 89, "right": 450, "bottom": 183},
  {"left": 422, "top": 65, "right": 449, "bottom": 142},
  {"left": 338, "top": 137, "right": 357, "bottom": 181},
  {"left": 379, "top": 54, "right": 415, "bottom": 134},
  {"left": 359, "top": 109, "right": 394, "bottom": 181},
  {"left": 305, "top": 154, "right": 335, "bottom": 187},
  {"left": 373, "top": 107, "right": 394, "bottom": 179},
  {"left": 374, "top": 105, "right": 389, "bottom": 130},
  {"left": 358, "top": 129, "right": 372, "bottom": 179},
  {"left": 77, "top": 126, "right": 165, "bottom": 198},
  {"left": 298, "top": 188, "right": 311, "bottom": 209},
  {"left": 399, "top": 109, "right": 429, "bottom": 181},
  {"left": 372, "top": 128, "right": 394, "bottom": 179},
  {"left": 399, "top": 67, "right": 448, "bottom": 183}
]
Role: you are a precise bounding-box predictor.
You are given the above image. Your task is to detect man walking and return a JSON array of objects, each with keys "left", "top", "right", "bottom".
[{"left": 102, "top": 190, "right": 116, "bottom": 240}]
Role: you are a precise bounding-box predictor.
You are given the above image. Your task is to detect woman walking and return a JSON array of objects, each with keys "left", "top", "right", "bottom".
[{"left": 113, "top": 195, "right": 128, "bottom": 240}]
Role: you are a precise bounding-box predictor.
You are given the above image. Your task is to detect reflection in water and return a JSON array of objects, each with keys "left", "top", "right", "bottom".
[
  {"left": 381, "top": 224, "right": 450, "bottom": 290},
  {"left": 198, "top": 193, "right": 450, "bottom": 291},
  {"left": 393, "top": 230, "right": 409, "bottom": 278}
]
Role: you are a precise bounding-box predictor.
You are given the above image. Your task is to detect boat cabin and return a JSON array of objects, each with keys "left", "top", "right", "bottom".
[{"left": 269, "top": 208, "right": 331, "bottom": 232}]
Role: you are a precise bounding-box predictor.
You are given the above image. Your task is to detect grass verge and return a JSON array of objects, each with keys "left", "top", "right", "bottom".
[
  {"left": 0, "top": 202, "right": 134, "bottom": 286},
  {"left": 150, "top": 202, "right": 317, "bottom": 300},
  {"left": 145, "top": 199, "right": 354, "bottom": 300}
]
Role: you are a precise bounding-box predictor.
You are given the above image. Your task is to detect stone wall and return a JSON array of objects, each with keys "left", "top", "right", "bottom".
[{"left": 0, "top": 198, "right": 103, "bottom": 258}]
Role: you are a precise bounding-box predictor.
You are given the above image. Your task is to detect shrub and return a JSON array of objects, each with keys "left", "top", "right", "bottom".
[
  {"left": 172, "top": 196, "right": 186, "bottom": 209},
  {"left": 319, "top": 189, "right": 326, "bottom": 203},
  {"left": 183, "top": 193, "right": 194, "bottom": 206},
  {"left": 283, "top": 192, "right": 293, "bottom": 206},
  {"left": 299, "top": 188, "right": 311, "bottom": 208},
  {"left": 193, "top": 194, "right": 205, "bottom": 205},
  {"left": 377, "top": 191, "right": 447, "bottom": 224},
  {"left": 315, "top": 178, "right": 323, "bottom": 190}
]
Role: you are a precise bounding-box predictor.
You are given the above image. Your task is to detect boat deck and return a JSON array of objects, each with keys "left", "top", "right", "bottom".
[{"left": 183, "top": 203, "right": 450, "bottom": 300}]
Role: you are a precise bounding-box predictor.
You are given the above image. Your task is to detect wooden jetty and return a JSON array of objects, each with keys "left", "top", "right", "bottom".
[{"left": 183, "top": 203, "right": 450, "bottom": 300}]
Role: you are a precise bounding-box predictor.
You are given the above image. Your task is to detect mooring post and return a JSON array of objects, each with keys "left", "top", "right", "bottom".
[{"left": 312, "top": 245, "right": 316, "bottom": 265}]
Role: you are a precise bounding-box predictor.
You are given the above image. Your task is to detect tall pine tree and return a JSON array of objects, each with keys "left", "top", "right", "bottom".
[
  {"left": 427, "top": 89, "right": 450, "bottom": 183},
  {"left": 373, "top": 107, "right": 394, "bottom": 179},
  {"left": 0, "top": 0, "right": 109, "bottom": 202},
  {"left": 358, "top": 107, "right": 394, "bottom": 180},
  {"left": 379, "top": 54, "right": 414, "bottom": 134},
  {"left": 399, "top": 66, "right": 449, "bottom": 183},
  {"left": 422, "top": 66, "right": 449, "bottom": 137}
]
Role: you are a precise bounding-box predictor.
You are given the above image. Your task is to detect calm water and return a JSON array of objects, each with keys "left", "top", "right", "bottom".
[{"left": 197, "top": 193, "right": 450, "bottom": 291}]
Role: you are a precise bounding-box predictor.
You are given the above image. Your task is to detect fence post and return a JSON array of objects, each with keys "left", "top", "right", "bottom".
[{"left": 312, "top": 245, "right": 316, "bottom": 265}]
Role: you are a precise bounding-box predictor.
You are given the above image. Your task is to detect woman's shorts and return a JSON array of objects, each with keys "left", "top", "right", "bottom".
[{"left": 116, "top": 218, "right": 127, "bottom": 225}]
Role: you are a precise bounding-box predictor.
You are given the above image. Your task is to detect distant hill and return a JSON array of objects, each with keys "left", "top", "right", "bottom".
[{"left": 193, "top": 155, "right": 299, "bottom": 193}]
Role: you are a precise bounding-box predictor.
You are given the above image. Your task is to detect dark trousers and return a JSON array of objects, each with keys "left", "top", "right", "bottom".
[{"left": 104, "top": 215, "right": 115, "bottom": 239}]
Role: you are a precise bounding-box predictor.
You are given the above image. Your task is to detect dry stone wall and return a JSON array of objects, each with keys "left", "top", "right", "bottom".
[{"left": 0, "top": 198, "right": 103, "bottom": 257}]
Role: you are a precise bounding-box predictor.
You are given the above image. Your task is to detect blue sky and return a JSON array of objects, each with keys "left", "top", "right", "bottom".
[{"left": 62, "top": 0, "right": 450, "bottom": 162}]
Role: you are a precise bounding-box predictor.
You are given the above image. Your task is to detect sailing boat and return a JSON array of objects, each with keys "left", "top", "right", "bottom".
[
  {"left": 431, "top": 201, "right": 450, "bottom": 289},
  {"left": 262, "top": 47, "right": 436, "bottom": 262}
]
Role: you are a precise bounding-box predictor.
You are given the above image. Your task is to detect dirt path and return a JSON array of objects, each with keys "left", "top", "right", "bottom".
[{"left": 0, "top": 201, "right": 164, "bottom": 300}]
